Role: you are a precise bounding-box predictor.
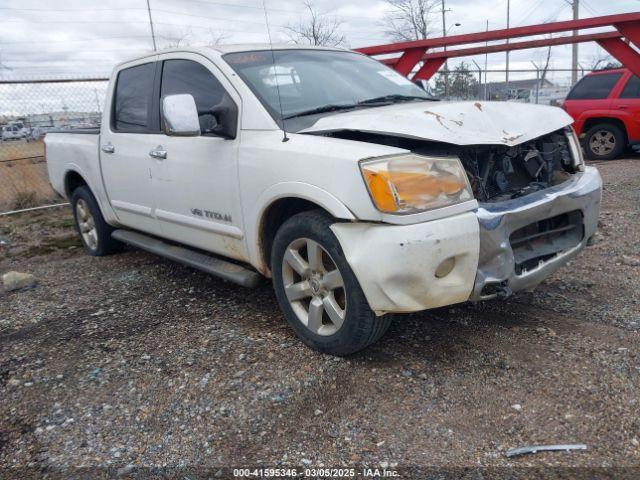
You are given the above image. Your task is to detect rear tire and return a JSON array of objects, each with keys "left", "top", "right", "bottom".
[
  {"left": 70, "top": 186, "right": 122, "bottom": 256},
  {"left": 271, "top": 210, "right": 392, "bottom": 356},
  {"left": 583, "top": 123, "right": 625, "bottom": 160}
]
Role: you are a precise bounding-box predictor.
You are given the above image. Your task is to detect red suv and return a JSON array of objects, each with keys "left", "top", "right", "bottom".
[{"left": 563, "top": 68, "right": 640, "bottom": 160}]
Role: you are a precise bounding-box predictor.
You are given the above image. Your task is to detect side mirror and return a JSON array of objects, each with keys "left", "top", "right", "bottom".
[{"left": 162, "top": 94, "right": 201, "bottom": 136}]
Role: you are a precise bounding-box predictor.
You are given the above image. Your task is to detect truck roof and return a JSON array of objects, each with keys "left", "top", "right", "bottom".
[
  {"left": 208, "top": 43, "right": 348, "bottom": 54},
  {"left": 113, "top": 44, "right": 352, "bottom": 70}
]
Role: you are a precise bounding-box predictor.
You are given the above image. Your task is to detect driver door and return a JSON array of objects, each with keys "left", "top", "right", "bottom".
[{"left": 148, "top": 53, "right": 247, "bottom": 261}]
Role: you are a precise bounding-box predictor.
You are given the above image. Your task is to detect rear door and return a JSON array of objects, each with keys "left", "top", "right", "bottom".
[
  {"left": 610, "top": 72, "right": 640, "bottom": 142},
  {"left": 148, "top": 53, "right": 246, "bottom": 260},
  {"left": 100, "top": 58, "right": 163, "bottom": 235}
]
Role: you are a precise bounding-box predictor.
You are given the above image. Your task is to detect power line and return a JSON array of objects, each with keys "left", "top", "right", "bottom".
[
  {"left": 0, "top": 35, "right": 178, "bottom": 45},
  {"left": 0, "top": 7, "right": 148, "bottom": 12},
  {"left": 514, "top": 0, "right": 546, "bottom": 27},
  {"left": 581, "top": 0, "right": 599, "bottom": 16}
]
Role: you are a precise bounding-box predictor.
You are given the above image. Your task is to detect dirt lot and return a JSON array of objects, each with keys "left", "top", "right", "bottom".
[{"left": 0, "top": 159, "right": 639, "bottom": 478}]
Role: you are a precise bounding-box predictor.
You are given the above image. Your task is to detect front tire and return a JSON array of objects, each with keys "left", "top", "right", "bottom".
[
  {"left": 71, "top": 186, "right": 122, "bottom": 256},
  {"left": 271, "top": 210, "right": 392, "bottom": 356},
  {"left": 583, "top": 124, "right": 625, "bottom": 160}
]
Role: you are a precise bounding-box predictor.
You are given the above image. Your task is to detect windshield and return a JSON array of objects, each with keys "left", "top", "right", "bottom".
[{"left": 223, "top": 49, "right": 430, "bottom": 123}]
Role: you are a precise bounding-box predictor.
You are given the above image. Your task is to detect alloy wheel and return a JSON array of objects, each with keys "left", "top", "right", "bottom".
[
  {"left": 589, "top": 130, "right": 616, "bottom": 156},
  {"left": 76, "top": 198, "right": 98, "bottom": 251},
  {"left": 281, "top": 238, "right": 346, "bottom": 336}
]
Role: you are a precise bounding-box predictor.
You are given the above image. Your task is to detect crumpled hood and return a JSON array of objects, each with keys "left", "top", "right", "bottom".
[{"left": 298, "top": 100, "right": 574, "bottom": 147}]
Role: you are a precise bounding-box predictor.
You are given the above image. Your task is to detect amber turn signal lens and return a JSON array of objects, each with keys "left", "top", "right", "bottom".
[
  {"left": 362, "top": 169, "right": 398, "bottom": 212},
  {"left": 360, "top": 154, "right": 472, "bottom": 214}
]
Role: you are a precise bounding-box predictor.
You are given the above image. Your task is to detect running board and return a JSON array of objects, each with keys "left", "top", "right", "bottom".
[{"left": 111, "top": 229, "right": 263, "bottom": 288}]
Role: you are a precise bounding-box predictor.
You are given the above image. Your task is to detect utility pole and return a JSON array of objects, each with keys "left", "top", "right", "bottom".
[
  {"left": 571, "top": 0, "right": 579, "bottom": 85},
  {"left": 484, "top": 20, "right": 489, "bottom": 100},
  {"left": 441, "top": 0, "right": 449, "bottom": 99},
  {"left": 505, "top": 0, "right": 510, "bottom": 100},
  {"left": 146, "top": 0, "right": 157, "bottom": 52}
]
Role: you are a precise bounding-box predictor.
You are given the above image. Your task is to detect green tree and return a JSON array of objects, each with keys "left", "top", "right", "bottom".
[{"left": 433, "top": 62, "right": 479, "bottom": 99}]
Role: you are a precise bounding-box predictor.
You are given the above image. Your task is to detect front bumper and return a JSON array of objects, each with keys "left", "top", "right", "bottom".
[
  {"left": 331, "top": 212, "right": 480, "bottom": 314},
  {"left": 470, "top": 166, "right": 601, "bottom": 300},
  {"left": 331, "top": 167, "right": 601, "bottom": 314}
]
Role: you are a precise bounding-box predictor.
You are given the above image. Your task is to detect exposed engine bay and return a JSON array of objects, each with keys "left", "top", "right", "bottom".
[{"left": 322, "top": 128, "right": 578, "bottom": 202}]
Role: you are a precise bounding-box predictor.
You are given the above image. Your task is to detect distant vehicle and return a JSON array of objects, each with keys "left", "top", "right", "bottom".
[
  {"left": 1, "top": 124, "right": 28, "bottom": 141},
  {"left": 563, "top": 68, "right": 640, "bottom": 160},
  {"left": 46, "top": 46, "right": 600, "bottom": 355}
]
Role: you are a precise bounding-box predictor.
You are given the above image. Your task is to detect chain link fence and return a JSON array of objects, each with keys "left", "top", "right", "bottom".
[
  {"left": 422, "top": 67, "right": 581, "bottom": 104},
  {"left": 0, "top": 77, "right": 108, "bottom": 212}
]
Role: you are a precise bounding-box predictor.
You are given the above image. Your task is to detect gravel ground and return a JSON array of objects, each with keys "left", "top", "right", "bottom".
[{"left": 0, "top": 158, "right": 639, "bottom": 478}]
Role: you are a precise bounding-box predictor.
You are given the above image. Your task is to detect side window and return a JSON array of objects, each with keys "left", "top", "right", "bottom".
[
  {"left": 566, "top": 73, "right": 622, "bottom": 100},
  {"left": 621, "top": 75, "right": 640, "bottom": 99},
  {"left": 160, "top": 59, "right": 234, "bottom": 135},
  {"left": 113, "top": 63, "right": 155, "bottom": 132}
]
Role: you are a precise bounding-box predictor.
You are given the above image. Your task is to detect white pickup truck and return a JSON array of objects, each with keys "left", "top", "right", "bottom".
[{"left": 46, "top": 45, "right": 602, "bottom": 355}]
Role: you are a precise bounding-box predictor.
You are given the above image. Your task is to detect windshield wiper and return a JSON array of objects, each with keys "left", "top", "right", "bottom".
[
  {"left": 282, "top": 104, "right": 357, "bottom": 120},
  {"left": 358, "top": 94, "right": 434, "bottom": 105},
  {"left": 281, "top": 95, "right": 434, "bottom": 120}
]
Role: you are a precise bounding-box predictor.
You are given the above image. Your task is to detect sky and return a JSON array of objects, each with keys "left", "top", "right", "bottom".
[{"left": 0, "top": 0, "right": 638, "bottom": 85}]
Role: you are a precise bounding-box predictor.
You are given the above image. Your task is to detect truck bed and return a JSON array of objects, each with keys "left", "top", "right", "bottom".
[{"left": 45, "top": 131, "right": 101, "bottom": 201}]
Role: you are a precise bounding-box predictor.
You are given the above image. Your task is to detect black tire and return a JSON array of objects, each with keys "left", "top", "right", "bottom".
[
  {"left": 70, "top": 185, "right": 122, "bottom": 256},
  {"left": 271, "top": 210, "right": 392, "bottom": 356},
  {"left": 583, "top": 123, "right": 626, "bottom": 160}
]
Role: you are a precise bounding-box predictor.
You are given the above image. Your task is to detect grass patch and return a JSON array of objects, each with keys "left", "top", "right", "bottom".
[
  {"left": 21, "top": 235, "right": 82, "bottom": 258},
  {"left": 46, "top": 218, "right": 75, "bottom": 229}
]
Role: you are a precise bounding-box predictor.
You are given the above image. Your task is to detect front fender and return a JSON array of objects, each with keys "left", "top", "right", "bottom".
[
  {"left": 246, "top": 182, "right": 356, "bottom": 274},
  {"left": 575, "top": 111, "right": 627, "bottom": 135}
]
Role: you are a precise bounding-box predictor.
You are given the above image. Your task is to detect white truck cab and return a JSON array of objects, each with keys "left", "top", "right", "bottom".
[{"left": 46, "top": 45, "right": 602, "bottom": 355}]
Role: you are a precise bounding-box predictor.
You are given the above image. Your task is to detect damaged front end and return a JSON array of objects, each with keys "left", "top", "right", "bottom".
[
  {"left": 458, "top": 129, "right": 600, "bottom": 300},
  {"left": 470, "top": 164, "right": 601, "bottom": 301},
  {"left": 325, "top": 125, "right": 601, "bottom": 305},
  {"left": 457, "top": 128, "right": 582, "bottom": 203}
]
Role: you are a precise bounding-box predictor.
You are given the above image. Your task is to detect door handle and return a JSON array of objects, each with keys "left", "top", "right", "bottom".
[
  {"left": 101, "top": 143, "right": 115, "bottom": 154},
  {"left": 619, "top": 104, "right": 629, "bottom": 109},
  {"left": 149, "top": 146, "right": 167, "bottom": 159}
]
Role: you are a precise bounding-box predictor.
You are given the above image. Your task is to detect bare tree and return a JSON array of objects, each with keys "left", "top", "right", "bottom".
[
  {"left": 588, "top": 53, "right": 621, "bottom": 71},
  {"left": 285, "top": 1, "right": 346, "bottom": 47},
  {"left": 161, "top": 28, "right": 230, "bottom": 49},
  {"left": 161, "top": 29, "right": 195, "bottom": 49},
  {"left": 383, "top": 0, "right": 439, "bottom": 42},
  {"left": 539, "top": 46, "right": 552, "bottom": 85},
  {"left": 205, "top": 29, "right": 231, "bottom": 46}
]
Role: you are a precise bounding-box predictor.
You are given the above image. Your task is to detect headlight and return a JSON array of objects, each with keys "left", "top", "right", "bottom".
[
  {"left": 566, "top": 127, "right": 585, "bottom": 172},
  {"left": 360, "top": 153, "right": 474, "bottom": 214}
]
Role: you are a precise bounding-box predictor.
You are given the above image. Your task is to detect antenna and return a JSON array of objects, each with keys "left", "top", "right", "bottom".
[{"left": 261, "top": 0, "right": 289, "bottom": 142}]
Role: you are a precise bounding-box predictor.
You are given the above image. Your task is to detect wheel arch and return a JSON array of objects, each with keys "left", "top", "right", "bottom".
[
  {"left": 582, "top": 117, "right": 629, "bottom": 144},
  {"left": 252, "top": 183, "right": 356, "bottom": 275},
  {"left": 64, "top": 169, "right": 88, "bottom": 198},
  {"left": 63, "top": 168, "right": 117, "bottom": 226}
]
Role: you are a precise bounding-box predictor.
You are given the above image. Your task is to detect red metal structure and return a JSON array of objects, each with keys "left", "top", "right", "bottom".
[{"left": 356, "top": 12, "right": 640, "bottom": 81}]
